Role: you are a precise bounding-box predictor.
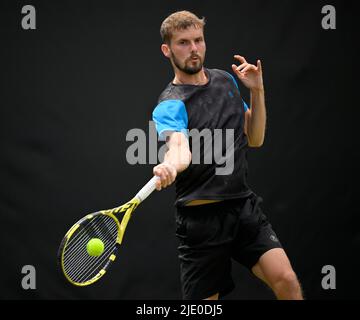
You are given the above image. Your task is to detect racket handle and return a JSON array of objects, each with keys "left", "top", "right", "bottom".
[{"left": 135, "top": 176, "right": 160, "bottom": 202}]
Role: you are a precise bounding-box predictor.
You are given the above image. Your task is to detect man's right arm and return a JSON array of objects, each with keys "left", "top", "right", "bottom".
[{"left": 153, "top": 132, "right": 191, "bottom": 191}]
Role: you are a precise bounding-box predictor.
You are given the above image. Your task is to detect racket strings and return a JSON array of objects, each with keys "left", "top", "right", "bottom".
[
  {"left": 65, "top": 217, "right": 115, "bottom": 262},
  {"left": 64, "top": 218, "right": 117, "bottom": 282},
  {"left": 64, "top": 219, "right": 117, "bottom": 274},
  {"left": 65, "top": 222, "right": 118, "bottom": 281},
  {"left": 62, "top": 214, "right": 118, "bottom": 283},
  {"left": 64, "top": 218, "right": 111, "bottom": 264},
  {"left": 64, "top": 216, "right": 117, "bottom": 268}
]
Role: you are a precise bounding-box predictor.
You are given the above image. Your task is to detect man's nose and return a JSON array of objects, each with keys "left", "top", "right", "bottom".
[{"left": 190, "top": 41, "right": 198, "bottom": 52}]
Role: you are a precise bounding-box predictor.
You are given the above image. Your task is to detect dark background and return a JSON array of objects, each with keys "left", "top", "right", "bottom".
[{"left": 0, "top": 0, "right": 358, "bottom": 300}]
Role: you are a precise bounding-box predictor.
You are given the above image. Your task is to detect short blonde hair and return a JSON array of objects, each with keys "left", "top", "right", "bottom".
[{"left": 160, "top": 11, "right": 206, "bottom": 44}]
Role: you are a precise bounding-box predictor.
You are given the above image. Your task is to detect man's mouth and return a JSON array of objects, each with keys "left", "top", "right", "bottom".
[{"left": 189, "top": 56, "right": 200, "bottom": 62}]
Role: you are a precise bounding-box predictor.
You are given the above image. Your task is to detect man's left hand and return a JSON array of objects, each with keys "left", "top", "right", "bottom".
[{"left": 232, "top": 55, "right": 264, "bottom": 91}]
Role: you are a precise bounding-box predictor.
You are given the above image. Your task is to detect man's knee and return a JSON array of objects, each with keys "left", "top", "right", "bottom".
[{"left": 273, "top": 270, "right": 300, "bottom": 290}]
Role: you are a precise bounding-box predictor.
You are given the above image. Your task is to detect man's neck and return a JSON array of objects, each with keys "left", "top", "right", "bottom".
[{"left": 173, "top": 68, "right": 208, "bottom": 86}]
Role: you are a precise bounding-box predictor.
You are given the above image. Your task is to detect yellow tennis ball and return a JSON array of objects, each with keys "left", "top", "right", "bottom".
[{"left": 86, "top": 238, "right": 105, "bottom": 257}]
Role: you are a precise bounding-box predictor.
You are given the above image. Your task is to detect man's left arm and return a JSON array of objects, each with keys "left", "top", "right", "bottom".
[{"left": 232, "top": 55, "right": 266, "bottom": 147}]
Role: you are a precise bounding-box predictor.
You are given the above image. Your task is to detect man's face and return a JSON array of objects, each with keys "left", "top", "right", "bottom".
[{"left": 166, "top": 26, "right": 206, "bottom": 75}]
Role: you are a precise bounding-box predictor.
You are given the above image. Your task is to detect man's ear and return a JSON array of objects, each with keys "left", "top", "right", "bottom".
[{"left": 161, "top": 44, "right": 171, "bottom": 58}]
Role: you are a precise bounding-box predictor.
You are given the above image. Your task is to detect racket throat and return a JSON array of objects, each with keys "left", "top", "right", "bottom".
[{"left": 118, "top": 210, "right": 132, "bottom": 244}]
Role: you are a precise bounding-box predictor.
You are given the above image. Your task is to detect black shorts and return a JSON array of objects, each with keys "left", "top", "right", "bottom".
[{"left": 175, "top": 194, "right": 283, "bottom": 300}]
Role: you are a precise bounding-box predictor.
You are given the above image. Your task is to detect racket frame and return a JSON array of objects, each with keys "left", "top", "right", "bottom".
[
  {"left": 58, "top": 175, "right": 158, "bottom": 286},
  {"left": 58, "top": 198, "right": 139, "bottom": 286}
]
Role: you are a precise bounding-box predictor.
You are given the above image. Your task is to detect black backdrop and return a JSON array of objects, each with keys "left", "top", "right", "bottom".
[{"left": 1, "top": 0, "right": 358, "bottom": 300}]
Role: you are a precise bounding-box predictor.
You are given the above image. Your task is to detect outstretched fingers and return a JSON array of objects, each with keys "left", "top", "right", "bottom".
[{"left": 234, "top": 55, "right": 247, "bottom": 64}]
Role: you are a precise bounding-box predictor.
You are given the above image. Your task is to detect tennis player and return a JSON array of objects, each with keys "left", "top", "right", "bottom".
[{"left": 152, "top": 11, "right": 303, "bottom": 300}]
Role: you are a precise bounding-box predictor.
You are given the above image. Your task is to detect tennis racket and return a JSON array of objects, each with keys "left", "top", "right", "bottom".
[{"left": 58, "top": 175, "right": 159, "bottom": 286}]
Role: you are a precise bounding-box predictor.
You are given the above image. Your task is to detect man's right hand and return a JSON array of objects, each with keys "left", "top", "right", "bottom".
[{"left": 153, "top": 162, "right": 177, "bottom": 191}]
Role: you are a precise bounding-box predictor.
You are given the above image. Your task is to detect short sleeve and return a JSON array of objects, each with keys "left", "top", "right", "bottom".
[
  {"left": 152, "top": 100, "right": 188, "bottom": 141},
  {"left": 242, "top": 100, "right": 249, "bottom": 112},
  {"left": 225, "top": 71, "right": 249, "bottom": 112}
]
